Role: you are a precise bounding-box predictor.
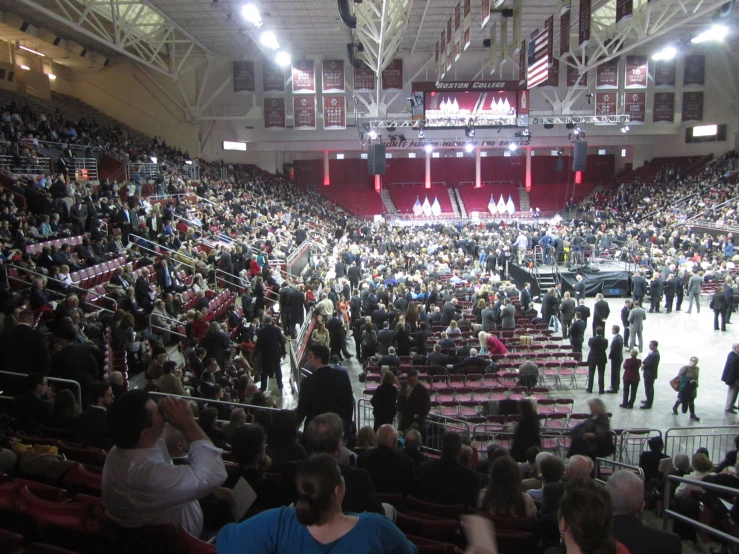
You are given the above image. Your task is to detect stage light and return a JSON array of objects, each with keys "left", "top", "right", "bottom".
[
  {"left": 425, "top": 144, "right": 434, "bottom": 153},
  {"left": 522, "top": 128, "right": 530, "bottom": 137},
  {"left": 691, "top": 24, "right": 728, "bottom": 44},
  {"left": 508, "top": 143, "right": 517, "bottom": 152},
  {"left": 565, "top": 123, "right": 575, "bottom": 130},
  {"left": 260, "top": 31, "right": 279, "bottom": 50},
  {"left": 18, "top": 45, "right": 45, "bottom": 57},
  {"left": 573, "top": 127, "right": 582, "bottom": 135},
  {"left": 652, "top": 46, "right": 677, "bottom": 61},
  {"left": 418, "top": 130, "right": 424, "bottom": 139},
  {"left": 241, "top": 4, "right": 262, "bottom": 25},
  {"left": 465, "top": 143, "right": 474, "bottom": 153},
  {"left": 275, "top": 51, "right": 291, "bottom": 66},
  {"left": 620, "top": 125, "right": 630, "bottom": 133},
  {"left": 47, "top": 73, "right": 56, "bottom": 80},
  {"left": 368, "top": 130, "right": 378, "bottom": 140},
  {"left": 20, "top": 65, "right": 30, "bottom": 71}
]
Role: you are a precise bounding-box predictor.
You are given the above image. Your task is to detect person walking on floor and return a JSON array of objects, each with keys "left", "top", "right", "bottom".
[
  {"left": 620, "top": 348, "right": 641, "bottom": 409},
  {"left": 607, "top": 325, "right": 624, "bottom": 394},
  {"left": 628, "top": 301, "right": 647, "bottom": 352},
  {"left": 640, "top": 340, "right": 660, "bottom": 410},
  {"left": 721, "top": 344, "right": 739, "bottom": 415},
  {"left": 671, "top": 356, "right": 700, "bottom": 422},
  {"left": 586, "top": 326, "right": 609, "bottom": 394},
  {"left": 686, "top": 271, "right": 703, "bottom": 314}
]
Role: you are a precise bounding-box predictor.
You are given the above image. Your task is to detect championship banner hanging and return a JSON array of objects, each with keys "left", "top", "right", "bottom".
[
  {"left": 578, "top": 0, "right": 591, "bottom": 47},
  {"left": 595, "top": 92, "right": 616, "bottom": 115},
  {"left": 292, "top": 60, "right": 315, "bottom": 94},
  {"left": 464, "top": 0, "right": 472, "bottom": 51},
  {"left": 654, "top": 59, "right": 676, "bottom": 87},
  {"left": 322, "top": 60, "right": 345, "bottom": 93},
  {"left": 653, "top": 92, "right": 675, "bottom": 123},
  {"left": 323, "top": 96, "right": 346, "bottom": 129},
  {"left": 293, "top": 96, "right": 316, "bottom": 130},
  {"left": 519, "top": 40, "right": 527, "bottom": 85},
  {"left": 542, "top": 59, "right": 559, "bottom": 87},
  {"left": 447, "top": 17, "right": 453, "bottom": 51},
  {"left": 263, "top": 63, "right": 285, "bottom": 93},
  {"left": 353, "top": 63, "right": 375, "bottom": 92},
  {"left": 263, "top": 97, "right": 285, "bottom": 129},
  {"left": 625, "top": 56, "right": 647, "bottom": 88},
  {"left": 560, "top": 11, "right": 570, "bottom": 54},
  {"left": 464, "top": 25, "right": 471, "bottom": 51},
  {"left": 482, "top": 0, "right": 491, "bottom": 28},
  {"left": 455, "top": 2, "right": 461, "bottom": 30},
  {"left": 682, "top": 91, "right": 704, "bottom": 121},
  {"left": 455, "top": 32, "right": 462, "bottom": 61},
  {"left": 381, "top": 59, "right": 403, "bottom": 91},
  {"left": 616, "top": 0, "right": 633, "bottom": 24},
  {"left": 566, "top": 59, "right": 587, "bottom": 87},
  {"left": 233, "top": 61, "right": 255, "bottom": 93},
  {"left": 596, "top": 59, "right": 618, "bottom": 88},
  {"left": 623, "top": 91, "right": 645, "bottom": 123},
  {"left": 683, "top": 55, "right": 705, "bottom": 86}
]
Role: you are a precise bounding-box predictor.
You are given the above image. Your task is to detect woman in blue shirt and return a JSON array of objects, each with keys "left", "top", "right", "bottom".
[{"left": 217, "top": 453, "right": 416, "bottom": 554}]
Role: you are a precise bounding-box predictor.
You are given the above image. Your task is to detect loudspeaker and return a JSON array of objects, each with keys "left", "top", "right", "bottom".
[
  {"left": 368, "top": 144, "right": 386, "bottom": 175},
  {"left": 572, "top": 141, "right": 588, "bottom": 172}
]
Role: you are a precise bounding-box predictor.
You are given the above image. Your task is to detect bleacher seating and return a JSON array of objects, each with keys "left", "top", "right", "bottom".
[
  {"left": 619, "top": 156, "right": 700, "bottom": 185},
  {"left": 318, "top": 186, "right": 385, "bottom": 217}
]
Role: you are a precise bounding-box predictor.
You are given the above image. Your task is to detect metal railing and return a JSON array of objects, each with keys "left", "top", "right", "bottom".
[
  {"left": 0, "top": 155, "right": 51, "bottom": 176},
  {"left": 664, "top": 427, "right": 739, "bottom": 466},
  {"left": 595, "top": 457, "right": 644, "bottom": 485},
  {"left": 618, "top": 428, "right": 663, "bottom": 465},
  {"left": 129, "top": 162, "right": 162, "bottom": 178},
  {"left": 0, "top": 369, "right": 82, "bottom": 408},
  {"left": 128, "top": 234, "right": 197, "bottom": 270},
  {"left": 71, "top": 158, "right": 99, "bottom": 182}
]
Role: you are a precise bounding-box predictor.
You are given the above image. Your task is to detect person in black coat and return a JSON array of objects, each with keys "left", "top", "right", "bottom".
[
  {"left": 574, "top": 300, "right": 591, "bottom": 329},
  {"left": 632, "top": 272, "right": 647, "bottom": 304},
  {"left": 397, "top": 370, "right": 431, "bottom": 432},
  {"left": 201, "top": 322, "right": 232, "bottom": 369},
  {"left": 417, "top": 433, "right": 480, "bottom": 509},
  {"left": 711, "top": 289, "right": 729, "bottom": 332},
  {"left": 326, "top": 313, "right": 348, "bottom": 361},
  {"left": 395, "top": 321, "right": 412, "bottom": 356},
  {"left": 586, "top": 326, "right": 609, "bottom": 394},
  {"left": 569, "top": 312, "right": 586, "bottom": 355},
  {"left": 400, "top": 429, "right": 430, "bottom": 467},
  {"left": 8, "top": 373, "right": 54, "bottom": 425},
  {"left": 574, "top": 275, "right": 586, "bottom": 301},
  {"left": 649, "top": 273, "right": 664, "bottom": 313},
  {"left": 440, "top": 299, "right": 459, "bottom": 326},
  {"left": 592, "top": 294, "right": 610, "bottom": 336},
  {"left": 0, "top": 309, "right": 51, "bottom": 377},
  {"left": 347, "top": 264, "right": 361, "bottom": 291},
  {"left": 134, "top": 271, "right": 153, "bottom": 313},
  {"left": 370, "top": 372, "right": 397, "bottom": 431},
  {"left": 254, "top": 315, "right": 287, "bottom": 391},
  {"left": 621, "top": 300, "right": 632, "bottom": 350},
  {"left": 287, "top": 286, "right": 307, "bottom": 338},
  {"left": 357, "top": 424, "right": 417, "bottom": 495},
  {"left": 640, "top": 341, "right": 660, "bottom": 409},
  {"left": 376, "top": 321, "right": 395, "bottom": 356},
  {"left": 663, "top": 274, "right": 676, "bottom": 313},
  {"left": 721, "top": 345, "right": 739, "bottom": 414},
  {"left": 607, "top": 325, "right": 624, "bottom": 394},
  {"left": 50, "top": 328, "right": 99, "bottom": 408},
  {"left": 510, "top": 399, "right": 541, "bottom": 462},
  {"left": 76, "top": 381, "right": 113, "bottom": 448}
]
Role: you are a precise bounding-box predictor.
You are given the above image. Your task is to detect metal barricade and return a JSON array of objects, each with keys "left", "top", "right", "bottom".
[
  {"left": 664, "top": 427, "right": 739, "bottom": 466},
  {"left": 0, "top": 154, "right": 51, "bottom": 176},
  {"left": 146, "top": 390, "right": 283, "bottom": 424},
  {"left": 72, "top": 158, "right": 99, "bottom": 181},
  {"left": 618, "top": 428, "right": 663, "bottom": 465},
  {"left": 595, "top": 457, "right": 645, "bottom": 485},
  {"left": 0, "top": 370, "right": 82, "bottom": 408}
]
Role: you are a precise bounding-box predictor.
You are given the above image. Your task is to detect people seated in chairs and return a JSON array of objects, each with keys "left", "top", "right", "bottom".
[
  {"left": 426, "top": 343, "right": 450, "bottom": 371},
  {"left": 416, "top": 432, "right": 480, "bottom": 509},
  {"left": 451, "top": 348, "right": 489, "bottom": 373},
  {"left": 375, "top": 346, "right": 401, "bottom": 369},
  {"left": 76, "top": 381, "right": 114, "bottom": 448},
  {"left": 8, "top": 372, "right": 54, "bottom": 425},
  {"left": 479, "top": 455, "right": 537, "bottom": 518},
  {"left": 357, "top": 424, "right": 418, "bottom": 496}
]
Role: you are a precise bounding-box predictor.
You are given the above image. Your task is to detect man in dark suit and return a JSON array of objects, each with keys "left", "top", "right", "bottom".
[
  {"left": 649, "top": 272, "right": 664, "bottom": 313},
  {"left": 663, "top": 273, "right": 676, "bottom": 313},
  {"left": 574, "top": 274, "right": 586, "bottom": 301},
  {"left": 347, "top": 264, "right": 361, "bottom": 292},
  {"left": 607, "top": 470, "right": 682, "bottom": 554},
  {"left": 134, "top": 269, "right": 153, "bottom": 313},
  {"left": 400, "top": 429, "right": 430, "bottom": 467},
  {"left": 76, "top": 381, "right": 114, "bottom": 447},
  {"left": 607, "top": 325, "right": 624, "bottom": 394},
  {"left": 632, "top": 271, "right": 647, "bottom": 304},
  {"left": 296, "top": 345, "right": 354, "bottom": 438},
  {"left": 357, "top": 424, "right": 417, "bottom": 495},
  {"left": 586, "top": 326, "right": 609, "bottom": 394},
  {"left": 8, "top": 373, "right": 54, "bottom": 425},
  {"left": 640, "top": 340, "right": 660, "bottom": 409},
  {"left": 427, "top": 344, "right": 450, "bottom": 372},
  {"left": 334, "top": 259, "right": 346, "bottom": 280},
  {"left": 255, "top": 315, "right": 287, "bottom": 392},
  {"left": 440, "top": 298, "right": 459, "bottom": 326},
  {"left": 574, "top": 299, "right": 591, "bottom": 329},
  {"left": 417, "top": 432, "right": 480, "bottom": 509},
  {"left": 452, "top": 349, "right": 489, "bottom": 374},
  {"left": 621, "top": 299, "right": 632, "bottom": 349},
  {"left": 397, "top": 370, "right": 431, "bottom": 432},
  {"left": 721, "top": 344, "right": 739, "bottom": 414},
  {"left": 592, "top": 293, "right": 610, "bottom": 336},
  {"left": 287, "top": 286, "right": 307, "bottom": 339},
  {"left": 295, "top": 227, "right": 307, "bottom": 245},
  {"left": 560, "top": 292, "right": 576, "bottom": 339},
  {"left": 326, "top": 313, "right": 349, "bottom": 361},
  {"left": 376, "top": 321, "right": 395, "bottom": 356},
  {"left": 376, "top": 347, "right": 401, "bottom": 369},
  {"left": 480, "top": 303, "right": 496, "bottom": 332},
  {"left": 0, "top": 309, "right": 50, "bottom": 377},
  {"left": 569, "top": 312, "right": 586, "bottom": 355},
  {"left": 520, "top": 283, "right": 533, "bottom": 309},
  {"left": 50, "top": 327, "right": 99, "bottom": 408}
]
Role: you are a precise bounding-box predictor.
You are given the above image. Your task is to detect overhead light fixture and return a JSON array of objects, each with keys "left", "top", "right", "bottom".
[
  {"left": 652, "top": 46, "right": 677, "bottom": 61},
  {"left": 424, "top": 144, "right": 434, "bottom": 153},
  {"left": 691, "top": 24, "right": 728, "bottom": 44},
  {"left": 387, "top": 122, "right": 396, "bottom": 131},
  {"left": 521, "top": 128, "right": 530, "bottom": 137},
  {"left": 241, "top": 4, "right": 262, "bottom": 26},
  {"left": 20, "top": 65, "right": 30, "bottom": 71},
  {"left": 465, "top": 143, "right": 474, "bottom": 153},
  {"left": 260, "top": 31, "right": 279, "bottom": 50},
  {"left": 418, "top": 130, "right": 425, "bottom": 139},
  {"left": 275, "top": 51, "right": 291, "bottom": 66},
  {"left": 185, "top": 160, "right": 193, "bottom": 165},
  {"left": 508, "top": 143, "right": 518, "bottom": 152},
  {"left": 620, "top": 125, "right": 630, "bottom": 133},
  {"left": 47, "top": 73, "right": 56, "bottom": 80},
  {"left": 368, "top": 130, "right": 378, "bottom": 140},
  {"left": 18, "top": 44, "right": 45, "bottom": 57}
]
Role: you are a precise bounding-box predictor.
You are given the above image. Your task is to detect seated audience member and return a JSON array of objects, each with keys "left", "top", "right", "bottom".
[
  {"left": 417, "top": 432, "right": 480, "bottom": 509},
  {"left": 639, "top": 436, "right": 670, "bottom": 485},
  {"left": 353, "top": 426, "right": 377, "bottom": 455},
  {"left": 217, "top": 454, "right": 417, "bottom": 554},
  {"left": 675, "top": 452, "right": 714, "bottom": 497},
  {"left": 107, "top": 370, "right": 127, "bottom": 399},
  {"left": 607, "top": 470, "right": 682, "bottom": 554},
  {"left": 158, "top": 360, "right": 186, "bottom": 396},
  {"left": 519, "top": 446, "right": 542, "bottom": 479},
  {"left": 400, "top": 429, "right": 429, "bottom": 468},
  {"left": 221, "top": 408, "right": 247, "bottom": 445},
  {"left": 224, "top": 424, "right": 284, "bottom": 517},
  {"left": 9, "top": 373, "right": 54, "bottom": 425},
  {"left": 198, "top": 407, "right": 228, "bottom": 449},
  {"left": 531, "top": 455, "right": 566, "bottom": 514},
  {"left": 51, "top": 389, "right": 81, "bottom": 428},
  {"left": 479, "top": 455, "right": 537, "bottom": 518},
  {"left": 102, "top": 391, "right": 227, "bottom": 538},
  {"left": 266, "top": 410, "right": 307, "bottom": 472},
  {"left": 376, "top": 346, "right": 401, "bottom": 369},
  {"left": 522, "top": 452, "right": 553, "bottom": 491},
  {"left": 716, "top": 435, "right": 739, "bottom": 472},
  {"left": 76, "top": 381, "right": 114, "bottom": 447},
  {"left": 357, "top": 424, "right": 417, "bottom": 495},
  {"left": 452, "top": 348, "right": 489, "bottom": 373}
]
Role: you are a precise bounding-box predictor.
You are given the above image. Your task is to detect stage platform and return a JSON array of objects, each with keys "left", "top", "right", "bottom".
[{"left": 509, "top": 260, "right": 634, "bottom": 298}]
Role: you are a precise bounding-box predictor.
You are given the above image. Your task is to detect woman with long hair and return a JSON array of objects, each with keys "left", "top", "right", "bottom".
[
  {"left": 405, "top": 302, "right": 419, "bottom": 331},
  {"left": 510, "top": 399, "right": 541, "bottom": 463},
  {"left": 478, "top": 330, "right": 508, "bottom": 356},
  {"left": 395, "top": 317, "right": 411, "bottom": 357},
  {"left": 370, "top": 371, "right": 397, "bottom": 432},
  {"left": 479, "top": 455, "right": 537, "bottom": 518}
]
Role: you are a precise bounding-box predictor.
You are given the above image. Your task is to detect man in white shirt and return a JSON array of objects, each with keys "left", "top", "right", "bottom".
[{"left": 102, "top": 391, "right": 227, "bottom": 538}]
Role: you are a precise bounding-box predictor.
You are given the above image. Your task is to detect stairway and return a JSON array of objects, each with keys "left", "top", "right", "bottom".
[
  {"left": 453, "top": 188, "right": 468, "bottom": 218},
  {"left": 447, "top": 187, "right": 461, "bottom": 217},
  {"left": 380, "top": 189, "right": 398, "bottom": 214},
  {"left": 518, "top": 188, "right": 531, "bottom": 212}
]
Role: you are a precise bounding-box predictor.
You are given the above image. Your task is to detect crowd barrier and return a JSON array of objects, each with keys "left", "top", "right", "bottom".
[
  {"left": 664, "top": 427, "right": 738, "bottom": 468},
  {"left": 0, "top": 370, "right": 82, "bottom": 408},
  {"left": 595, "top": 457, "right": 644, "bottom": 485}
]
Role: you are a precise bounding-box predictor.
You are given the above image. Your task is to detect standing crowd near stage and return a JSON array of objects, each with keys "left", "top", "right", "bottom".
[{"left": 0, "top": 114, "right": 739, "bottom": 553}]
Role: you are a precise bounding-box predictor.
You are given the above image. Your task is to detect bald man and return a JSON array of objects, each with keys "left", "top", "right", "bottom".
[
  {"left": 566, "top": 454, "right": 594, "bottom": 479},
  {"left": 357, "top": 424, "right": 418, "bottom": 495},
  {"left": 607, "top": 470, "right": 682, "bottom": 554}
]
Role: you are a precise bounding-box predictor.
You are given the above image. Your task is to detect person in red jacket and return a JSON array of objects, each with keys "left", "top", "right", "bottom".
[{"left": 620, "top": 348, "right": 641, "bottom": 409}]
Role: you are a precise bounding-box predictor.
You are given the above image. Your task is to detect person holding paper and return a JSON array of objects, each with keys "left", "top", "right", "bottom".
[{"left": 217, "top": 454, "right": 417, "bottom": 554}]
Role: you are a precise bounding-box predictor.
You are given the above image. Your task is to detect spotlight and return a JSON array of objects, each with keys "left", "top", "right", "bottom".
[
  {"left": 565, "top": 123, "right": 576, "bottom": 130},
  {"left": 362, "top": 123, "right": 371, "bottom": 133},
  {"left": 387, "top": 122, "right": 396, "bottom": 132},
  {"left": 508, "top": 143, "right": 518, "bottom": 152},
  {"left": 275, "top": 51, "right": 291, "bottom": 66},
  {"left": 418, "top": 130, "right": 425, "bottom": 139},
  {"left": 573, "top": 127, "right": 582, "bottom": 135},
  {"left": 260, "top": 31, "right": 279, "bottom": 50},
  {"left": 18, "top": 44, "right": 45, "bottom": 57},
  {"left": 241, "top": 4, "right": 262, "bottom": 25},
  {"left": 544, "top": 123, "right": 554, "bottom": 130},
  {"left": 521, "top": 128, "right": 530, "bottom": 137},
  {"left": 20, "top": 65, "right": 30, "bottom": 71},
  {"left": 465, "top": 143, "right": 474, "bottom": 153},
  {"left": 620, "top": 125, "right": 630, "bottom": 133},
  {"left": 652, "top": 46, "right": 677, "bottom": 61},
  {"left": 368, "top": 130, "right": 378, "bottom": 140},
  {"left": 47, "top": 73, "right": 56, "bottom": 80},
  {"left": 424, "top": 144, "right": 434, "bottom": 153},
  {"left": 691, "top": 24, "right": 728, "bottom": 43}
]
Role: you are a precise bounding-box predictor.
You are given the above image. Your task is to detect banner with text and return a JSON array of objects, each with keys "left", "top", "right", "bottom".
[
  {"left": 463, "top": 0, "right": 471, "bottom": 50},
  {"left": 567, "top": 57, "right": 587, "bottom": 87},
  {"left": 653, "top": 92, "right": 675, "bottom": 123},
  {"left": 579, "top": 0, "right": 591, "bottom": 47},
  {"left": 292, "top": 60, "right": 315, "bottom": 94},
  {"left": 596, "top": 58, "right": 618, "bottom": 88},
  {"left": 625, "top": 56, "right": 647, "bottom": 88},
  {"left": 293, "top": 97, "right": 316, "bottom": 130},
  {"left": 616, "top": 0, "right": 633, "bottom": 24},
  {"left": 323, "top": 96, "right": 346, "bottom": 130},
  {"left": 623, "top": 91, "right": 645, "bottom": 123},
  {"left": 233, "top": 61, "right": 255, "bottom": 93},
  {"left": 519, "top": 40, "right": 526, "bottom": 85},
  {"left": 595, "top": 92, "right": 617, "bottom": 115},
  {"left": 683, "top": 54, "right": 705, "bottom": 86},
  {"left": 560, "top": 11, "right": 570, "bottom": 54},
  {"left": 682, "top": 91, "right": 704, "bottom": 121},
  {"left": 263, "top": 63, "right": 285, "bottom": 93},
  {"left": 482, "top": 0, "right": 491, "bottom": 28},
  {"left": 382, "top": 59, "right": 403, "bottom": 91},
  {"left": 654, "top": 59, "right": 676, "bottom": 87},
  {"left": 353, "top": 64, "right": 375, "bottom": 92},
  {"left": 322, "top": 60, "right": 345, "bottom": 93},
  {"left": 264, "top": 97, "right": 285, "bottom": 129}
]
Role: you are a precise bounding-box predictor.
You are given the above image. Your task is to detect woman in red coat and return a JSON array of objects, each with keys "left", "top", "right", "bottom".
[
  {"left": 478, "top": 331, "right": 509, "bottom": 356},
  {"left": 620, "top": 348, "right": 641, "bottom": 409}
]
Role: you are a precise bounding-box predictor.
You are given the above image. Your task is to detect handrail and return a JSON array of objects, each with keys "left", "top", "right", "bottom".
[
  {"left": 0, "top": 369, "right": 82, "bottom": 408},
  {"left": 128, "top": 234, "right": 197, "bottom": 269},
  {"left": 146, "top": 390, "right": 284, "bottom": 414},
  {"left": 594, "top": 457, "right": 644, "bottom": 484}
]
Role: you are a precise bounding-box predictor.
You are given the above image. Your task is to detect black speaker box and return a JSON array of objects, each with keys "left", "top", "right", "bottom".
[
  {"left": 572, "top": 141, "right": 588, "bottom": 172},
  {"left": 368, "top": 144, "right": 386, "bottom": 175}
]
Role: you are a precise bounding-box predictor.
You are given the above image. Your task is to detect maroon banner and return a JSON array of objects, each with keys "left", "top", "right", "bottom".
[
  {"left": 292, "top": 60, "right": 315, "bottom": 94},
  {"left": 435, "top": 42, "right": 439, "bottom": 64},
  {"left": 596, "top": 58, "right": 618, "bottom": 88},
  {"left": 683, "top": 54, "right": 705, "bottom": 86},
  {"left": 233, "top": 61, "right": 255, "bottom": 93},
  {"left": 293, "top": 97, "right": 316, "bottom": 130},
  {"left": 560, "top": 11, "right": 570, "bottom": 54},
  {"left": 542, "top": 58, "right": 559, "bottom": 87},
  {"left": 519, "top": 40, "right": 526, "bottom": 84},
  {"left": 441, "top": 29, "right": 446, "bottom": 55},
  {"left": 322, "top": 60, "right": 345, "bottom": 93},
  {"left": 579, "top": 0, "right": 591, "bottom": 47},
  {"left": 464, "top": 26, "right": 471, "bottom": 50},
  {"left": 545, "top": 16, "right": 554, "bottom": 63},
  {"left": 263, "top": 63, "right": 284, "bottom": 93},
  {"left": 566, "top": 60, "right": 587, "bottom": 87},
  {"left": 263, "top": 97, "right": 285, "bottom": 129},
  {"left": 653, "top": 92, "right": 675, "bottom": 123},
  {"left": 624, "top": 91, "right": 645, "bottom": 122},
  {"left": 447, "top": 17, "right": 453, "bottom": 42},
  {"left": 482, "top": 0, "right": 491, "bottom": 27},
  {"left": 455, "top": 34, "right": 462, "bottom": 61},
  {"left": 464, "top": 0, "right": 471, "bottom": 18},
  {"left": 323, "top": 96, "right": 346, "bottom": 130},
  {"left": 382, "top": 59, "right": 403, "bottom": 91},
  {"left": 455, "top": 2, "right": 461, "bottom": 30},
  {"left": 353, "top": 64, "right": 375, "bottom": 92},
  {"left": 654, "top": 59, "right": 676, "bottom": 87},
  {"left": 518, "top": 89, "right": 530, "bottom": 115},
  {"left": 616, "top": 0, "right": 633, "bottom": 23},
  {"left": 625, "top": 55, "right": 648, "bottom": 88},
  {"left": 595, "top": 92, "right": 616, "bottom": 115},
  {"left": 682, "top": 91, "right": 704, "bottom": 121}
]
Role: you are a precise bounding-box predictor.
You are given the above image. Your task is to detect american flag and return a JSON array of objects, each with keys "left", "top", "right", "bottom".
[
  {"left": 431, "top": 196, "right": 441, "bottom": 216},
  {"left": 413, "top": 196, "right": 423, "bottom": 216},
  {"left": 488, "top": 195, "right": 498, "bottom": 215},
  {"left": 527, "top": 27, "right": 550, "bottom": 88}
]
